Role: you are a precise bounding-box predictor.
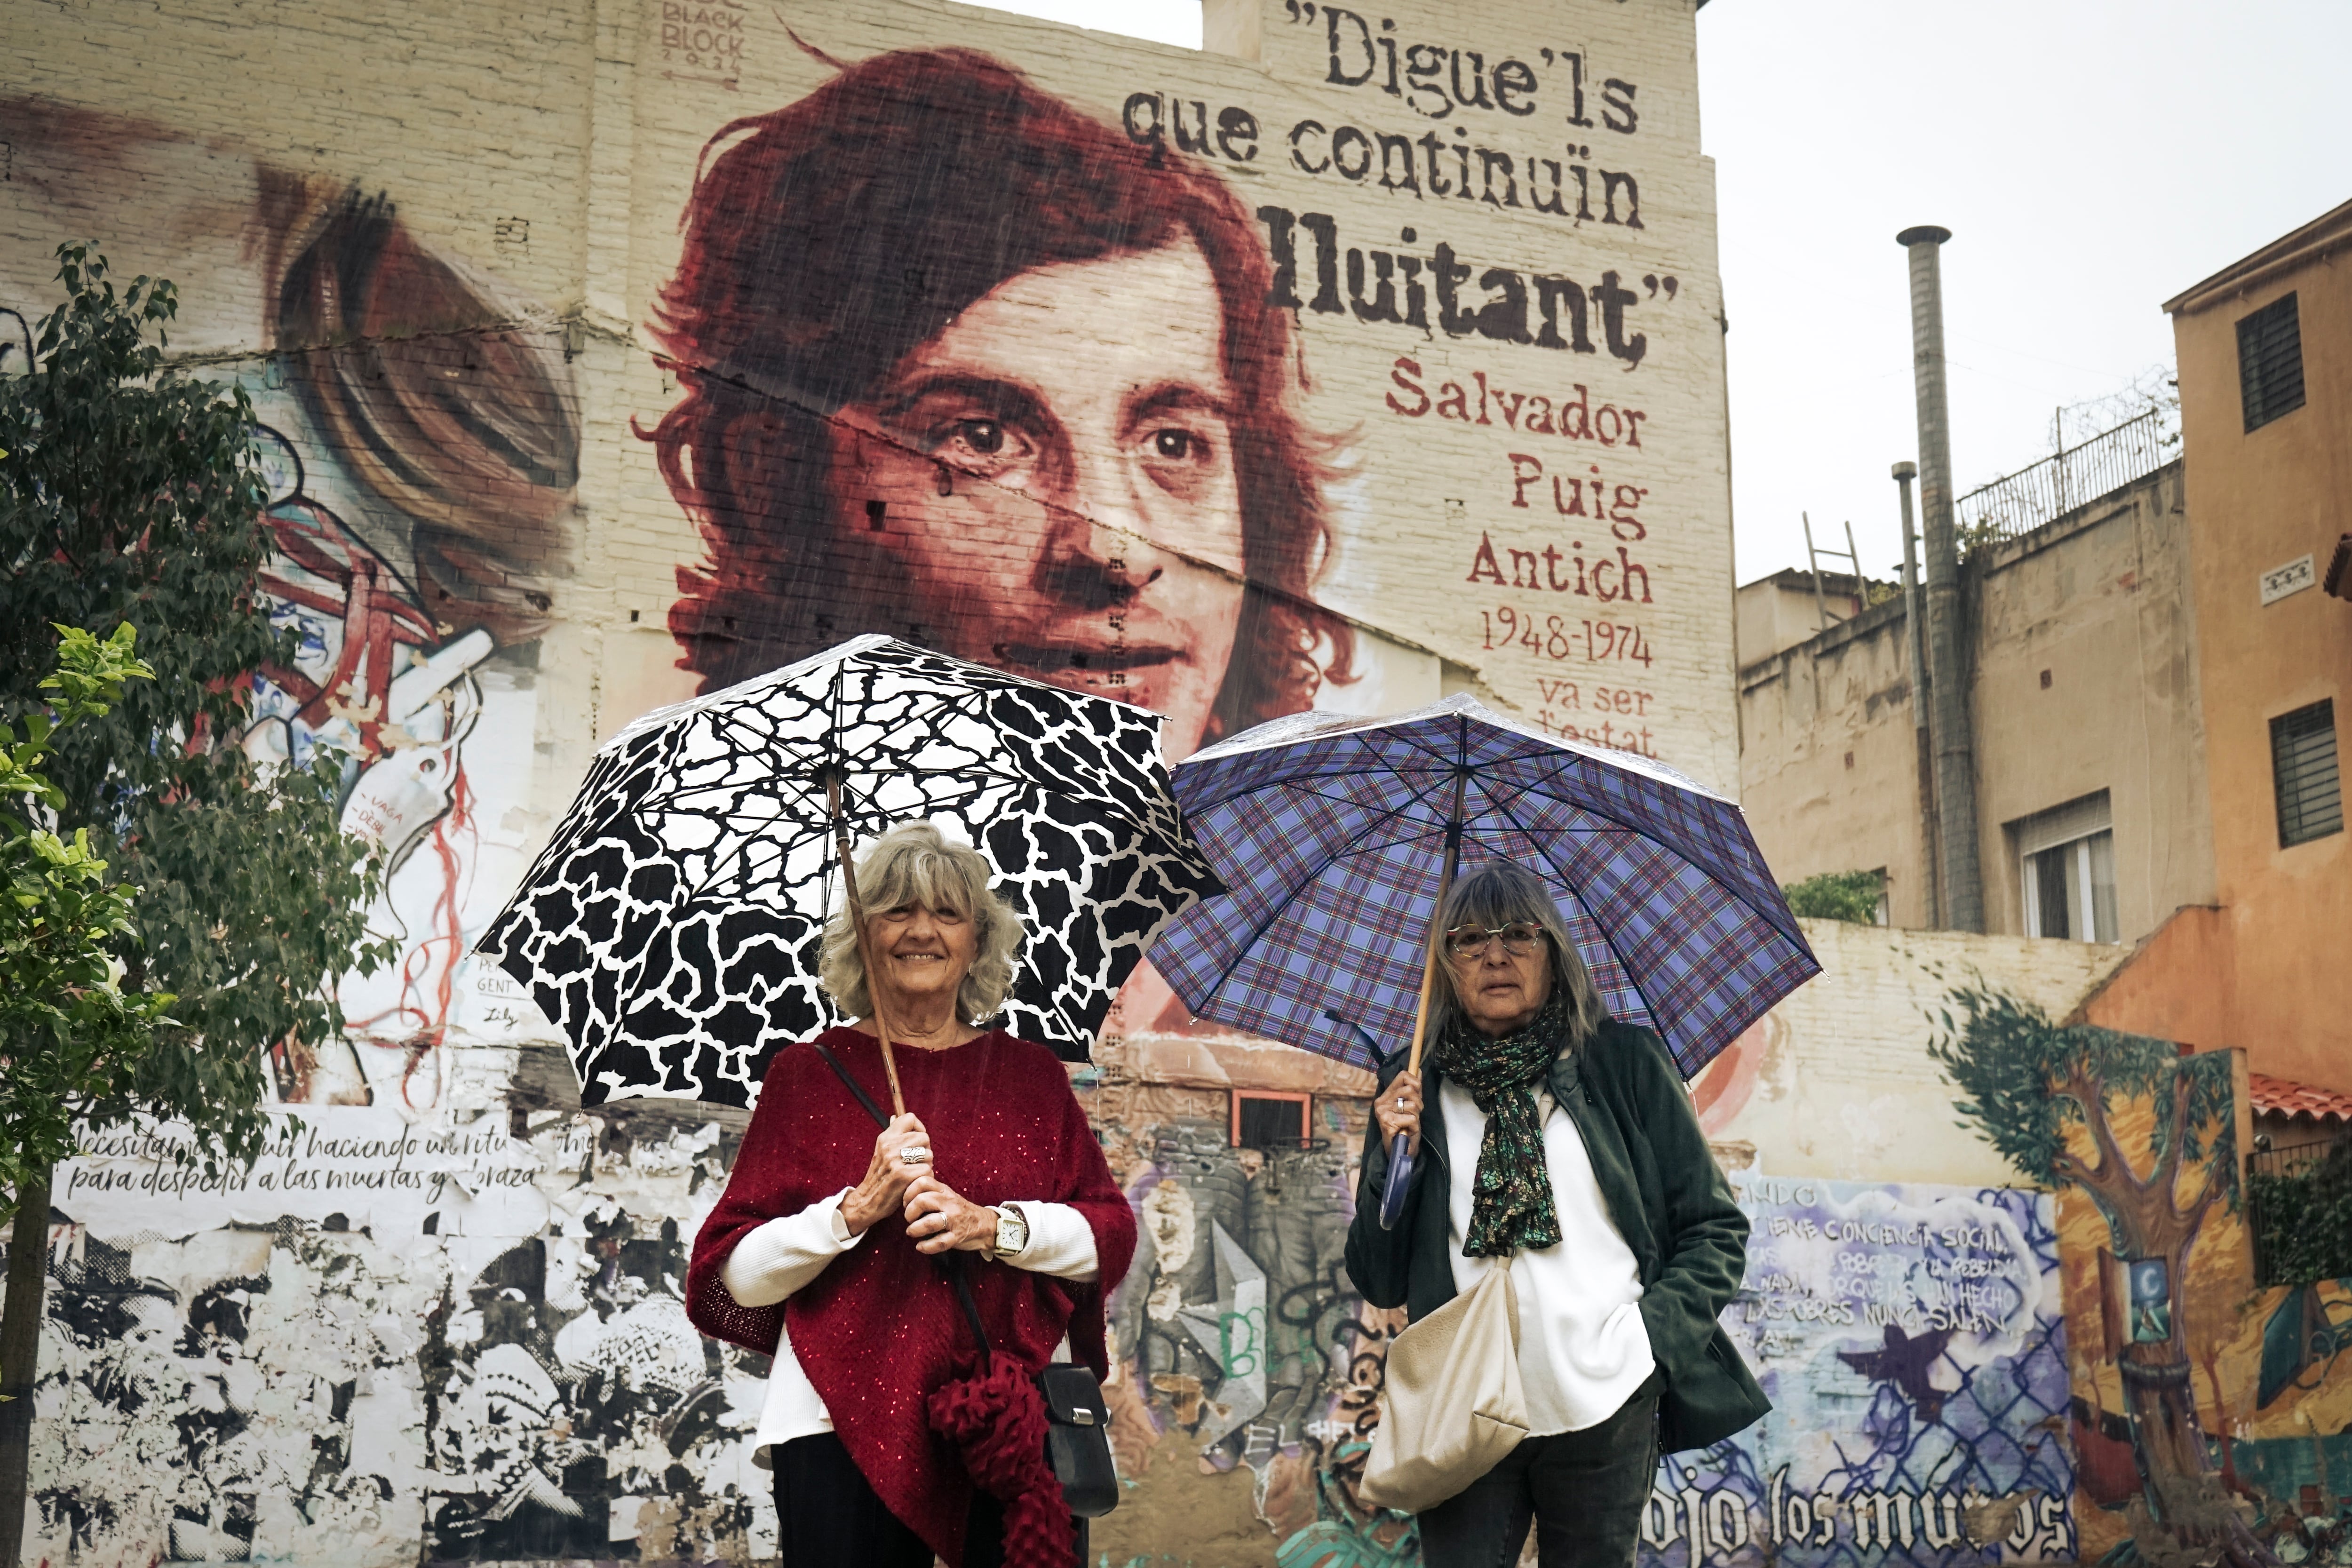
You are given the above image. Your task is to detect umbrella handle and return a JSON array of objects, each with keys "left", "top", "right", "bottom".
[{"left": 1378, "top": 1132, "right": 1414, "bottom": 1230}]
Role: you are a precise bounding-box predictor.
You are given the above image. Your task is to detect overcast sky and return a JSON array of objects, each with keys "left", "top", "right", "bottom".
[{"left": 970, "top": 0, "right": 2352, "bottom": 585}]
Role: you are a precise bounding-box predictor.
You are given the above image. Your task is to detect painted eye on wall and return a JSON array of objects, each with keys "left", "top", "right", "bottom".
[
  {"left": 955, "top": 419, "right": 1005, "bottom": 455},
  {"left": 1153, "top": 429, "right": 1194, "bottom": 460}
]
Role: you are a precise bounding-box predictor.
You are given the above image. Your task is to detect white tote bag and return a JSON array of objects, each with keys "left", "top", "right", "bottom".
[{"left": 1359, "top": 1260, "right": 1528, "bottom": 1514}]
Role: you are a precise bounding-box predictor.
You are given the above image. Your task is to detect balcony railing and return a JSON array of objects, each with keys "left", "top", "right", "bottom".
[{"left": 1954, "top": 409, "right": 2174, "bottom": 552}]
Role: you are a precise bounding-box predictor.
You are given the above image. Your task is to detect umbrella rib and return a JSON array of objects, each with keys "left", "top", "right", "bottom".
[
  {"left": 1186, "top": 723, "right": 1465, "bottom": 809},
  {"left": 1180, "top": 727, "right": 1492, "bottom": 1026},
  {"left": 1193, "top": 756, "right": 1453, "bottom": 806},
  {"left": 1177, "top": 760, "right": 1469, "bottom": 1003},
  {"left": 1474, "top": 776, "right": 1678, "bottom": 1053},
  {"left": 1208, "top": 750, "right": 1464, "bottom": 855},
  {"left": 1221, "top": 772, "right": 1637, "bottom": 840},
  {"left": 1476, "top": 755, "right": 1802, "bottom": 948},
  {"left": 1235, "top": 775, "right": 1464, "bottom": 847}
]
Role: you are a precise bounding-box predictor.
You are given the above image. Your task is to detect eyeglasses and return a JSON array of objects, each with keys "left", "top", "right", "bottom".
[{"left": 1443, "top": 922, "right": 1549, "bottom": 961}]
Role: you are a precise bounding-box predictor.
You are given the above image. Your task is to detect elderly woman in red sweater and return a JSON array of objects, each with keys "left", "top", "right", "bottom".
[{"left": 688, "top": 822, "right": 1136, "bottom": 1568}]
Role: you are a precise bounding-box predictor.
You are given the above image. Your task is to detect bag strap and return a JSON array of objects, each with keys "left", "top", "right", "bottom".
[
  {"left": 806, "top": 1038, "right": 994, "bottom": 1369},
  {"left": 809, "top": 1036, "right": 890, "bottom": 1127}
]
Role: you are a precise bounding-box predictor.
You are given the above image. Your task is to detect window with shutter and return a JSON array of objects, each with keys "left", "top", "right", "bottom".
[
  {"left": 2271, "top": 700, "right": 2342, "bottom": 848},
  {"left": 2013, "top": 792, "right": 2119, "bottom": 943},
  {"left": 2238, "top": 293, "right": 2306, "bottom": 433}
]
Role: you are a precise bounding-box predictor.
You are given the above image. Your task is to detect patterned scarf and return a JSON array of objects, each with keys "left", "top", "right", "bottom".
[{"left": 1431, "top": 996, "right": 1571, "bottom": 1257}]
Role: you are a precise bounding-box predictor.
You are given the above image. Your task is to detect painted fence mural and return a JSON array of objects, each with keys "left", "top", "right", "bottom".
[
  {"left": 2240, "top": 1274, "right": 2352, "bottom": 1566},
  {"left": 1929, "top": 993, "right": 2352, "bottom": 1568},
  {"left": 1669, "top": 1177, "right": 2076, "bottom": 1568},
  {"left": 20, "top": 1090, "right": 2109, "bottom": 1568}
]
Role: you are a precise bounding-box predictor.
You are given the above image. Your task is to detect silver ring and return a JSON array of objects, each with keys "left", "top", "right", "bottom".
[{"left": 897, "top": 1145, "right": 933, "bottom": 1166}]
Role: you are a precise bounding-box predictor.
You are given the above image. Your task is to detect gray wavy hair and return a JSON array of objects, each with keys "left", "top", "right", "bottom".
[
  {"left": 1430, "top": 860, "right": 1603, "bottom": 1045},
  {"left": 818, "top": 821, "right": 1024, "bottom": 1024}
]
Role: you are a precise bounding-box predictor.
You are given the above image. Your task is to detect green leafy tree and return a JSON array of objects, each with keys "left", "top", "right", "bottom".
[
  {"left": 1928, "top": 987, "right": 2272, "bottom": 1568},
  {"left": 1781, "top": 868, "right": 1885, "bottom": 923},
  {"left": 0, "top": 247, "right": 392, "bottom": 1567},
  {"left": 0, "top": 626, "right": 176, "bottom": 1195}
]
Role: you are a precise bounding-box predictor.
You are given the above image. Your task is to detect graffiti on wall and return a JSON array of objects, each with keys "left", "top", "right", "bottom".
[
  {"left": 2, "top": 0, "right": 1742, "bottom": 1559},
  {"left": 1654, "top": 1176, "right": 2076, "bottom": 1568},
  {"left": 634, "top": 9, "right": 1723, "bottom": 767},
  {"left": 1082, "top": 1083, "right": 1414, "bottom": 1568},
  {"left": 32, "top": 1220, "right": 435, "bottom": 1568},
  {"left": 2237, "top": 1270, "right": 2352, "bottom": 1565},
  {"left": 0, "top": 102, "right": 581, "bottom": 1107}
]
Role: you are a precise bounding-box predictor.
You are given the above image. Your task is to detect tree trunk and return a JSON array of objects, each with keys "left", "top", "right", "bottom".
[
  {"left": 2061, "top": 1069, "right": 2267, "bottom": 1558},
  {"left": 0, "top": 1168, "right": 52, "bottom": 1568}
]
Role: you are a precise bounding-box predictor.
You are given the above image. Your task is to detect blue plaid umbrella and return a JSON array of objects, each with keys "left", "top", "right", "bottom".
[{"left": 1152, "top": 695, "right": 1819, "bottom": 1084}]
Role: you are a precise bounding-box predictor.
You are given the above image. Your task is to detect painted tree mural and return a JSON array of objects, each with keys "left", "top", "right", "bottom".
[{"left": 1928, "top": 988, "right": 2273, "bottom": 1568}]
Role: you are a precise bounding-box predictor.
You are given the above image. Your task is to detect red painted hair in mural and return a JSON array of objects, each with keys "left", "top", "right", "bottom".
[{"left": 647, "top": 46, "right": 1349, "bottom": 734}]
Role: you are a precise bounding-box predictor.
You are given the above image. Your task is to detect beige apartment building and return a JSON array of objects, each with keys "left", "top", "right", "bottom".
[
  {"left": 1740, "top": 199, "right": 2352, "bottom": 1093},
  {"left": 1738, "top": 456, "right": 2211, "bottom": 940}
]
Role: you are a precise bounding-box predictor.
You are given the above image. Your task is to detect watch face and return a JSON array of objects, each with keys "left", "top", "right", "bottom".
[{"left": 998, "top": 1210, "right": 1028, "bottom": 1251}]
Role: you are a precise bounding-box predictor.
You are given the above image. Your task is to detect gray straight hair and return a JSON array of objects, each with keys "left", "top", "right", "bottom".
[
  {"left": 818, "top": 821, "right": 1024, "bottom": 1025},
  {"left": 1428, "top": 860, "right": 1603, "bottom": 1047}
]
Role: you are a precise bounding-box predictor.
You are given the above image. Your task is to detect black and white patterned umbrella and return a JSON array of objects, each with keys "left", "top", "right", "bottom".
[{"left": 477, "top": 635, "right": 1220, "bottom": 1107}]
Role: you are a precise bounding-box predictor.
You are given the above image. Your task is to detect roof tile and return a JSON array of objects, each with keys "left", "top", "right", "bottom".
[{"left": 2249, "top": 1072, "right": 2352, "bottom": 1123}]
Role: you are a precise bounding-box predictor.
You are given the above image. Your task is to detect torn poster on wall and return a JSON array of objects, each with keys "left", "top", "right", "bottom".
[
  {"left": 1639, "top": 1176, "right": 2076, "bottom": 1568},
  {"left": 21, "top": 1104, "right": 779, "bottom": 1567}
]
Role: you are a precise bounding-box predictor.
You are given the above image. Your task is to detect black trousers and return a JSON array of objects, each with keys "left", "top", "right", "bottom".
[
  {"left": 1415, "top": 1370, "right": 1664, "bottom": 1568},
  {"left": 772, "top": 1433, "right": 1005, "bottom": 1568}
]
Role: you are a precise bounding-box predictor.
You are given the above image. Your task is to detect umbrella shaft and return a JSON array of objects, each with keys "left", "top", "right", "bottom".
[
  {"left": 828, "top": 779, "right": 908, "bottom": 1117},
  {"left": 1404, "top": 769, "right": 1470, "bottom": 1076}
]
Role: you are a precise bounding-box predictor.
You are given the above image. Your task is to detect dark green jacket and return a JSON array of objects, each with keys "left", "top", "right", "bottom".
[{"left": 1343, "top": 1018, "right": 1769, "bottom": 1454}]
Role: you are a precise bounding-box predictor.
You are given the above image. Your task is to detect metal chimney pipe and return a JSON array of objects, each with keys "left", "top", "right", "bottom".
[
  {"left": 1892, "top": 461, "right": 1939, "bottom": 928},
  {"left": 1898, "top": 225, "right": 1984, "bottom": 931}
]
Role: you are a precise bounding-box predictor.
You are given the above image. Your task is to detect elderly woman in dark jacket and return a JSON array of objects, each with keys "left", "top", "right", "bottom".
[{"left": 1345, "top": 861, "right": 1767, "bottom": 1568}]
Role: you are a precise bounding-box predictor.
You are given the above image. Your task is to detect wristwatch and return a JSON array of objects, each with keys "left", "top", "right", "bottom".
[{"left": 993, "top": 1204, "right": 1030, "bottom": 1259}]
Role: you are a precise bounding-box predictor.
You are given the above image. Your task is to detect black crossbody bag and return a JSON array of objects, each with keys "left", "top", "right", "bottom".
[{"left": 807, "top": 1041, "right": 1120, "bottom": 1520}]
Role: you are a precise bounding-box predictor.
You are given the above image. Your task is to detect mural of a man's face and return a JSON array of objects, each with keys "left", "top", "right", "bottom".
[{"left": 825, "top": 240, "right": 1246, "bottom": 759}]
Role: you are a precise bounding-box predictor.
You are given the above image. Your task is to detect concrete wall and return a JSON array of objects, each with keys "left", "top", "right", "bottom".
[
  {"left": 1965, "top": 462, "right": 2215, "bottom": 942},
  {"left": 2151, "top": 204, "right": 2352, "bottom": 1092},
  {"left": 1696, "top": 920, "right": 2131, "bottom": 1189},
  {"left": 1737, "top": 597, "right": 1931, "bottom": 924},
  {"left": 1734, "top": 569, "right": 1870, "bottom": 668},
  {"left": 1738, "top": 462, "right": 2216, "bottom": 947}
]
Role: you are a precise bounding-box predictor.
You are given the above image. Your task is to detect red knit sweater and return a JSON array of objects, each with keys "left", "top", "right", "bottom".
[{"left": 687, "top": 1027, "right": 1137, "bottom": 1564}]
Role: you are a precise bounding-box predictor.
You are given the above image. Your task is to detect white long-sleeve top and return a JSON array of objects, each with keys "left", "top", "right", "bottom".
[
  {"left": 723, "top": 1193, "right": 1101, "bottom": 1464},
  {"left": 1438, "top": 1078, "right": 1656, "bottom": 1436}
]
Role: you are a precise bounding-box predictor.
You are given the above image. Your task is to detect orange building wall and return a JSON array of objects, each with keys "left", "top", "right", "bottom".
[
  {"left": 2073, "top": 903, "right": 2237, "bottom": 1048},
  {"left": 2163, "top": 217, "right": 2352, "bottom": 1090}
]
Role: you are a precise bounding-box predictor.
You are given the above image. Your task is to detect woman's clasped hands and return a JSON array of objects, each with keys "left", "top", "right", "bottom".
[
  {"left": 838, "top": 1112, "right": 1004, "bottom": 1258},
  {"left": 840, "top": 1112, "right": 934, "bottom": 1235}
]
